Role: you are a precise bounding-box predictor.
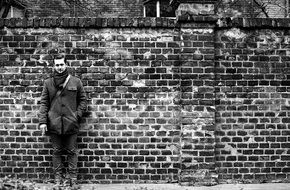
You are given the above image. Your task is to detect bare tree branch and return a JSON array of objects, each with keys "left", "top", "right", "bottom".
[
  {"left": 252, "top": 0, "right": 269, "bottom": 17},
  {"left": 216, "top": 0, "right": 289, "bottom": 18}
]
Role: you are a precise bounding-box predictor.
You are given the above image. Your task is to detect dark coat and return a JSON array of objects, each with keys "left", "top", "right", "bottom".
[{"left": 39, "top": 75, "right": 87, "bottom": 135}]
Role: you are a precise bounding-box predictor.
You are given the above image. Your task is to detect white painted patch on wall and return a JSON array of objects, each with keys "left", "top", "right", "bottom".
[
  {"left": 224, "top": 28, "right": 246, "bottom": 39},
  {"left": 133, "top": 80, "right": 146, "bottom": 87},
  {"left": 144, "top": 51, "right": 152, "bottom": 59}
]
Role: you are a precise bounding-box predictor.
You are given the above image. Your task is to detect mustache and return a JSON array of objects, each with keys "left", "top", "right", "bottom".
[{"left": 54, "top": 68, "right": 67, "bottom": 73}]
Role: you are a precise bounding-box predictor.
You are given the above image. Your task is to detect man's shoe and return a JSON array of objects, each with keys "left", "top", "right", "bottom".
[
  {"left": 54, "top": 173, "right": 63, "bottom": 186},
  {"left": 70, "top": 178, "right": 80, "bottom": 189},
  {"left": 70, "top": 177, "right": 77, "bottom": 186}
]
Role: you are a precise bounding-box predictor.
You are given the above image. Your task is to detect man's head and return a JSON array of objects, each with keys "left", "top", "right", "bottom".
[{"left": 53, "top": 54, "right": 67, "bottom": 74}]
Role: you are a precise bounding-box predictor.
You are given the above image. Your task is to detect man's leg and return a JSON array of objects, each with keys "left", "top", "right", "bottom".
[
  {"left": 63, "top": 133, "right": 78, "bottom": 186},
  {"left": 50, "top": 134, "right": 64, "bottom": 185}
]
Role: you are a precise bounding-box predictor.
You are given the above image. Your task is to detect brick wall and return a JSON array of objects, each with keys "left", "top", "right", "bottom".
[
  {"left": 216, "top": 19, "right": 290, "bottom": 182},
  {"left": 0, "top": 17, "right": 181, "bottom": 183},
  {"left": 178, "top": 17, "right": 217, "bottom": 185},
  {"left": 215, "top": 18, "right": 290, "bottom": 183},
  {"left": 1, "top": 16, "right": 290, "bottom": 185}
]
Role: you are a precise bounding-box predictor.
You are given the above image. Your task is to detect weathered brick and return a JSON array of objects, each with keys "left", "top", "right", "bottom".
[{"left": 1, "top": 15, "right": 289, "bottom": 185}]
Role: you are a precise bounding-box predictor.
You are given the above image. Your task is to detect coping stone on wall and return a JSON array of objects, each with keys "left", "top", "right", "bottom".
[
  {"left": 219, "top": 17, "right": 290, "bottom": 29},
  {"left": 177, "top": 15, "right": 216, "bottom": 23},
  {"left": 177, "top": 16, "right": 290, "bottom": 29},
  {"left": 0, "top": 17, "right": 180, "bottom": 29},
  {"left": 3, "top": 17, "right": 290, "bottom": 30}
]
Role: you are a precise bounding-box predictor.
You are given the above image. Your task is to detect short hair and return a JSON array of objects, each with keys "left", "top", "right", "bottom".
[{"left": 53, "top": 54, "right": 67, "bottom": 65}]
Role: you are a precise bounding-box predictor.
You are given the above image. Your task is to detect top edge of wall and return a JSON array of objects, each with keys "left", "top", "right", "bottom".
[{"left": 1, "top": 17, "right": 290, "bottom": 29}]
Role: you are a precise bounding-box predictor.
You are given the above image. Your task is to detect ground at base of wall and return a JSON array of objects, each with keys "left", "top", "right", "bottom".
[
  {"left": 34, "top": 183, "right": 290, "bottom": 190},
  {"left": 2, "top": 180, "right": 290, "bottom": 190}
]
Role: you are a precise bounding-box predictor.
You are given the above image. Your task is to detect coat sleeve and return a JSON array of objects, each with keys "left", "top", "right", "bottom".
[
  {"left": 76, "top": 80, "right": 87, "bottom": 119},
  {"left": 38, "top": 80, "right": 50, "bottom": 125}
]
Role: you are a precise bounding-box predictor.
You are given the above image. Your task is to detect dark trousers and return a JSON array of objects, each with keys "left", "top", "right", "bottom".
[{"left": 50, "top": 133, "right": 78, "bottom": 178}]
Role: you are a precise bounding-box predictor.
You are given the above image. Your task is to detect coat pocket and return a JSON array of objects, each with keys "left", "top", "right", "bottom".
[
  {"left": 68, "top": 86, "right": 77, "bottom": 91},
  {"left": 48, "top": 111, "right": 62, "bottom": 133},
  {"left": 62, "top": 116, "right": 79, "bottom": 134},
  {"left": 66, "top": 86, "right": 77, "bottom": 99}
]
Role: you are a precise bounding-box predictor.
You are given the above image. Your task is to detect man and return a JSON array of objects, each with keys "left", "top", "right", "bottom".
[{"left": 38, "top": 54, "right": 87, "bottom": 187}]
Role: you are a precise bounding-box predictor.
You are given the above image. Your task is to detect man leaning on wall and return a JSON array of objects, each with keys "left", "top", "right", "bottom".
[{"left": 38, "top": 54, "right": 87, "bottom": 187}]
